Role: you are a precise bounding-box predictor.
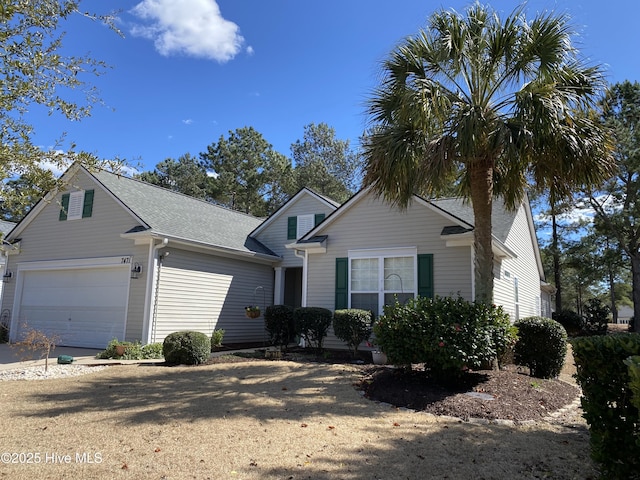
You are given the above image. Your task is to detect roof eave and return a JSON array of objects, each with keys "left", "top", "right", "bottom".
[
  {"left": 441, "top": 232, "right": 517, "bottom": 260},
  {"left": 121, "top": 231, "right": 282, "bottom": 264}
]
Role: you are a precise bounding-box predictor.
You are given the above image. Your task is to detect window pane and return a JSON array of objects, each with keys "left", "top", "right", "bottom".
[
  {"left": 384, "top": 292, "right": 414, "bottom": 307},
  {"left": 383, "top": 256, "right": 414, "bottom": 291},
  {"left": 351, "top": 258, "right": 378, "bottom": 291},
  {"left": 352, "top": 293, "right": 379, "bottom": 316}
]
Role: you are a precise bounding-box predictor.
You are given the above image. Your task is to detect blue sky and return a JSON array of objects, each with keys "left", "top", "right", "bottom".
[{"left": 29, "top": 0, "right": 640, "bottom": 174}]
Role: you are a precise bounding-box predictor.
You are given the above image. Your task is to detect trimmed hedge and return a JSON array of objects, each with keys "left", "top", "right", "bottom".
[
  {"left": 582, "top": 298, "right": 609, "bottom": 336},
  {"left": 513, "top": 317, "right": 567, "bottom": 378},
  {"left": 294, "top": 307, "right": 333, "bottom": 352},
  {"left": 553, "top": 309, "right": 584, "bottom": 337},
  {"left": 332, "top": 309, "right": 373, "bottom": 356},
  {"left": 373, "top": 296, "right": 514, "bottom": 378},
  {"left": 163, "top": 331, "right": 211, "bottom": 365},
  {"left": 626, "top": 355, "right": 640, "bottom": 413},
  {"left": 264, "top": 305, "right": 295, "bottom": 350},
  {"left": 572, "top": 333, "right": 640, "bottom": 479}
]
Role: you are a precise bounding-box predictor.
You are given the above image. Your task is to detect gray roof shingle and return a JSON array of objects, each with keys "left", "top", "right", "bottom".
[
  {"left": 430, "top": 197, "right": 518, "bottom": 243},
  {"left": 92, "top": 169, "right": 278, "bottom": 258}
]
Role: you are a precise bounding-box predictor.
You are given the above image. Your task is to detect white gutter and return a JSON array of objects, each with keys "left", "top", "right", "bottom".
[{"left": 293, "top": 249, "right": 308, "bottom": 307}]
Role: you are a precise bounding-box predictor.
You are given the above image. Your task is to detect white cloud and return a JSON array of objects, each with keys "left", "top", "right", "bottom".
[
  {"left": 246, "top": 45, "right": 254, "bottom": 55},
  {"left": 182, "top": 119, "right": 194, "bottom": 125},
  {"left": 130, "top": 0, "right": 244, "bottom": 62}
]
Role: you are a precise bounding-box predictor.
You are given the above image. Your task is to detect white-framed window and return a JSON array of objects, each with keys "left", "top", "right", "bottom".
[
  {"left": 349, "top": 247, "right": 417, "bottom": 316},
  {"left": 287, "top": 213, "right": 325, "bottom": 240}
]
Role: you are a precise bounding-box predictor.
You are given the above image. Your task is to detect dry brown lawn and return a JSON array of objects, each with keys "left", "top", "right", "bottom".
[{"left": 0, "top": 360, "right": 596, "bottom": 480}]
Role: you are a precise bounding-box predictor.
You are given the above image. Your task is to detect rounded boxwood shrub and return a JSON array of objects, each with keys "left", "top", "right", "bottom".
[
  {"left": 514, "top": 317, "right": 567, "bottom": 378},
  {"left": 332, "top": 309, "right": 373, "bottom": 356},
  {"left": 162, "top": 331, "right": 211, "bottom": 365},
  {"left": 294, "top": 307, "right": 333, "bottom": 352},
  {"left": 553, "top": 309, "right": 584, "bottom": 337},
  {"left": 264, "top": 305, "right": 295, "bottom": 350}
]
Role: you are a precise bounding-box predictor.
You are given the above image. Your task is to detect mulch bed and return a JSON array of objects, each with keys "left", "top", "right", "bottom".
[
  {"left": 204, "top": 347, "right": 580, "bottom": 423},
  {"left": 359, "top": 364, "right": 580, "bottom": 422}
]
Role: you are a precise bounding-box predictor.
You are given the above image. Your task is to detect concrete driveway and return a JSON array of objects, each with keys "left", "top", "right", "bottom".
[{"left": 0, "top": 343, "right": 103, "bottom": 371}]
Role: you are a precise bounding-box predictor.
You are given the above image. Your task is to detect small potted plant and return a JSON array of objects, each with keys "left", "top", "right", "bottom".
[
  {"left": 367, "top": 340, "right": 387, "bottom": 365},
  {"left": 245, "top": 305, "right": 261, "bottom": 319}
]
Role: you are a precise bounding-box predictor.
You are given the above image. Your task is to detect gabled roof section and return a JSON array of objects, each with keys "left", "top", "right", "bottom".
[
  {"left": 92, "top": 169, "right": 278, "bottom": 257},
  {"left": 7, "top": 164, "right": 278, "bottom": 258},
  {"left": 298, "top": 188, "right": 524, "bottom": 251},
  {"left": 249, "top": 187, "right": 340, "bottom": 237}
]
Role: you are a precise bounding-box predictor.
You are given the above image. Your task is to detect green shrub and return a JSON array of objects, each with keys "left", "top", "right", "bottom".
[
  {"left": 264, "top": 305, "right": 295, "bottom": 350},
  {"left": 162, "top": 331, "right": 211, "bottom": 365},
  {"left": 553, "top": 309, "right": 584, "bottom": 337},
  {"left": 625, "top": 355, "right": 640, "bottom": 413},
  {"left": 582, "top": 298, "right": 609, "bottom": 336},
  {"left": 210, "top": 329, "right": 225, "bottom": 350},
  {"left": 294, "top": 307, "right": 333, "bottom": 352},
  {"left": 513, "top": 317, "right": 567, "bottom": 378},
  {"left": 373, "top": 296, "right": 512, "bottom": 378},
  {"left": 97, "top": 339, "right": 164, "bottom": 360},
  {"left": 141, "top": 342, "right": 164, "bottom": 359},
  {"left": 573, "top": 334, "right": 640, "bottom": 479},
  {"left": 332, "top": 309, "right": 373, "bottom": 356}
]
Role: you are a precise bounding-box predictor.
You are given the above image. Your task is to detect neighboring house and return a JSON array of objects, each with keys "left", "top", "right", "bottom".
[
  {"left": 617, "top": 306, "right": 633, "bottom": 325},
  {"left": 0, "top": 164, "right": 551, "bottom": 349}
]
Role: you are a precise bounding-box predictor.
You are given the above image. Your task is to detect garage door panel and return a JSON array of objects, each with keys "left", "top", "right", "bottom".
[{"left": 16, "top": 265, "right": 130, "bottom": 348}]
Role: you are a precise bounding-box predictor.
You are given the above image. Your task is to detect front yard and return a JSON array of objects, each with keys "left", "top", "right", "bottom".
[{"left": 0, "top": 359, "right": 595, "bottom": 479}]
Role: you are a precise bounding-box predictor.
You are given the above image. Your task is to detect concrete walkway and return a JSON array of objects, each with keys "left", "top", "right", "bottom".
[
  {"left": 0, "top": 344, "right": 163, "bottom": 371},
  {"left": 0, "top": 343, "right": 262, "bottom": 371}
]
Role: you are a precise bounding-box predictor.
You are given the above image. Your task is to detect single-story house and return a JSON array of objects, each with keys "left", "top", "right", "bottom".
[{"left": 1, "top": 164, "right": 552, "bottom": 348}]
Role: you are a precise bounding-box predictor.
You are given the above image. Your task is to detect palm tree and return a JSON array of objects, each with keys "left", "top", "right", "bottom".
[{"left": 363, "top": 3, "right": 613, "bottom": 303}]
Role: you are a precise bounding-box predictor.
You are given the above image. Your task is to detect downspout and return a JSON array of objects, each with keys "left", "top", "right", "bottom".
[{"left": 142, "top": 238, "right": 169, "bottom": 344}]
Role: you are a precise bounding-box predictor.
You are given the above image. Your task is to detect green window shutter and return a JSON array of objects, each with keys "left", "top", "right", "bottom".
[
  {"left": 287, "top": 216, "right": 297, "bottom": 240},
  {"left": 314, "top": 213, "right": 325, "bottom": 226},
  {"left": 335, "top": 257, "right": 348, "bottom": 310},
  {"left": 82, "top": 189, "right": 95, "bottom": 218},
  {"left": 59, "top": 193, "right": 70, "bottom": 221},
  {"left": 417, "top": 254, "right": 434, "bottom": 298}
]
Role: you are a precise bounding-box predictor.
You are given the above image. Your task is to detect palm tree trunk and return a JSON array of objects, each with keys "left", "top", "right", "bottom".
[{"left": 469, "top": 160, "right": 494, "bottom": 304}]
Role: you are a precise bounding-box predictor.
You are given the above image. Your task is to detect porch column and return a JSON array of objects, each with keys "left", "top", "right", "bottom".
[{"left": 274, "top": 266, "right": 284, "bottom": 305}]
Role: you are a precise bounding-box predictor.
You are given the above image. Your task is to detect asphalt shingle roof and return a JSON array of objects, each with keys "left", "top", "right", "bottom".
[
  {"left": 430, "top": 197, "right": 518, "bottom": 243},
  {"left": 0, "top": 220, "right": 16, "bottom": 237},
  {"left": 92, "top": 169, "right": 278, "bottom": 258}
]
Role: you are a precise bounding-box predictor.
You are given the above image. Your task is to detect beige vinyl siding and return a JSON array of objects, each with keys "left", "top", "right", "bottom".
[
  {"left": 305, "top": 194, "right": 472, "bottom": 349},
  {"left": 151, "top": 248, "right": 273, "bottom": 344},
  {"left": 493, "top": 204, "right": 542, "bottom": 321},
  {"left": 1, "top": 170, "right": 150, "bottom": 344},
  {"left": 253, "top": 193, "right": 335, "bottom": 267}
]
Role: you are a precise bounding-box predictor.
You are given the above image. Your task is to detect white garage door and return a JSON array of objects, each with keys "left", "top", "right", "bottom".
[{"left": 15, "top": 266, "right": 130, "bottom": 348}]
